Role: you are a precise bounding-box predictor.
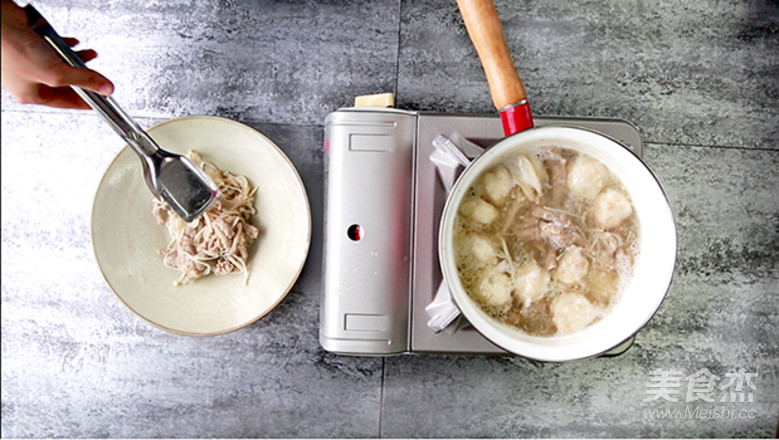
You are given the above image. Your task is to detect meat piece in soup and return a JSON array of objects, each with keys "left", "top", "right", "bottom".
[{"left": 453, "top": 147, "right": 639, "bottom": 337}]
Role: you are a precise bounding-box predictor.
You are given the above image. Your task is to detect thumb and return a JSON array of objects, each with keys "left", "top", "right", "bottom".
[{"left": 47, "top": 64, "right": 115, "bottom": 96}]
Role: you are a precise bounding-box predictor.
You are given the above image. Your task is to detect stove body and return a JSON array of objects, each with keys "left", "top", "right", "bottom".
[{"left": 320, "top": 107, "right": 643, "bottom": 356}]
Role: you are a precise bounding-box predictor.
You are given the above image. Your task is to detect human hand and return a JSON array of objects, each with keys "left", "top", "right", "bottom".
[{"left": 1, "top": 0, "right": 114, "bottom": 109}]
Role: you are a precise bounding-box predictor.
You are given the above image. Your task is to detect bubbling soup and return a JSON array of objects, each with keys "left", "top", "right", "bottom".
[{"left": 453, "top": 147, "right": 639, "bottom": 337}]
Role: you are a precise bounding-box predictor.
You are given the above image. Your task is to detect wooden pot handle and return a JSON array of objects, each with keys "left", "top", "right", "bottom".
[
  {"left": 457, "top": 0, "right": 533, "bottom": 135},
  {"left": 456, "top": 0, "right": 527, "bottom": 110}
]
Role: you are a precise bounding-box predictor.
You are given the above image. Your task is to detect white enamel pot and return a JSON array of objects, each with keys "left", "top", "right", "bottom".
[
  {"left": 438, "top": 126, "right": 677, "bottom": 361},
  {"left": 438, "top": 0, "right": 677, "bottom": 361}
]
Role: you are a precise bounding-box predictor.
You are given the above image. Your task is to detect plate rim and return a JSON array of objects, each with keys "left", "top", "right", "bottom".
[{"left": 90, "top": 114, "right": 312, "bottom": 336}]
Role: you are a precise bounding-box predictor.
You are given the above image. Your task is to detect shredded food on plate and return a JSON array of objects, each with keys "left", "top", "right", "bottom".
[{"left": 152, "top": 151, "right": 259, "bottom": 286}]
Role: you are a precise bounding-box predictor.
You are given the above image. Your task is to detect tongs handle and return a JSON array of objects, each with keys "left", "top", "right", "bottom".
[{"left": 24, "top": 4, "right": 158, "bottom": 157}]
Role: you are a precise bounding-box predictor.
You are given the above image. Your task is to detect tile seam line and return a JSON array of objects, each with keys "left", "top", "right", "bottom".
[
  {"left": 1, "top": 108, "right": 776, "bottom": 152},
  {"left": 643, "top": 141, "right": 779, "bottom": 153},
  {"left": 0, "top": 108, "right": 324, "bottom": 130},
  {"left": 378, "top": 356, "right": 386, "bottom": 438},
  {"left": 392, "top": 0, "right": 402, "bottom": 101}
]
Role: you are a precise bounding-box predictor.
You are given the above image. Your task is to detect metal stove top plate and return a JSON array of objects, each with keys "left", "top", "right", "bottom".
[{"left": 411, "top": 113, "right": 643, "bottom": 354}]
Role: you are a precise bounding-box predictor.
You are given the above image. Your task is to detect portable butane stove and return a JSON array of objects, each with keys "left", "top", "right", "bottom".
[{"left": 320, "top": 94, "right": 643, "bottom": 356}]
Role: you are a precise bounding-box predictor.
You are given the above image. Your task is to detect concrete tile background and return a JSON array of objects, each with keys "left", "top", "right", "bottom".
[
  {"left": 2, "top": 0, "right": 777, "bottom": 437},
  {"left": 397, "top": 0, "right": 779, "bottom": 149},
  {"left": 1, "top": 0, "right": 401, "bottom": 125},
  {"left": 1, "top": 112, "right": 379, "bottom": 438},
  {"left": 381, "top": 143, "right": 779, "bottom": 438}
]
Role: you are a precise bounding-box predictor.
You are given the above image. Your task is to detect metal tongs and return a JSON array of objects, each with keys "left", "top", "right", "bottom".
[{"left": 24, "top": 4, "right": 219, "bottom": 222}]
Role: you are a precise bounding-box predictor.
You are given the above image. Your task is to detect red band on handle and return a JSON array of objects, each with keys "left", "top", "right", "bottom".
[{"left": 500, "top": 101, "right": 534, "bottom": 136}]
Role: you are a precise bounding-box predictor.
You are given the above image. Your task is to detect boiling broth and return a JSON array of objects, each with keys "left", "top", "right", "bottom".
[{"left": 453, "top": 147, "right": 639, "bottom": 337}]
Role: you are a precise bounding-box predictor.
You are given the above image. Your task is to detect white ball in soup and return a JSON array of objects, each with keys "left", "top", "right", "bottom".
[
  {"left": 467, "top": 234, "right": 497, "bottom": 264},
  {"left": 592, "top": 187, "right": 634, "bottom": 229},
  {"left": 461, "top": 198, "right": 499, "bottom": 225},
  {"left": 551, "top": 292, "right": 600, "bottom": 335},
  {"left": 513, "top": 260, "right": 551, "bottom": 307},
  {"left": 481, "top": 166, "right": 514, "bottom": 205},
  {"left": 567, "top": 154, "right": 609, "bottom": 200},
  {"left": 554, "top": 245, "right": 589, "bottom": 285},
  {"left": 477, "top": 264, "right": 514, "bottom": 307},
  {"left": 453, "top": 147, "right": 639, "bottom": 337}
]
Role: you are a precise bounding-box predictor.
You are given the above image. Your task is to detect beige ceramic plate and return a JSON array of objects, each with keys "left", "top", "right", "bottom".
[{"left": 92, "top": 115, "right": 311, "bottom": 335}]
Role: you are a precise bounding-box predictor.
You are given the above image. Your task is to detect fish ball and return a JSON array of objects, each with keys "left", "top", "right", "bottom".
[
  {"left": 469, "top": 234, "right": 496, "bottom": 263},
  {"left": 513, "top": 260, "right": 551, "bottom": 306},
  {"left": 477, "top": 268, "right": 513, "bottom": 307},
  {"left": 462, "top": 198, "right": 499, "bottom": 225},
  {"left": 551, "top": 292, "right": 599, "bottom": 335},
  {"left": 481, "top": 166, "right": 514, "bottom": 205},
  {"left": 554, "top": 246, "right": 589, "bottom": 285},
  {"left": 592, "top": 188, "right": 633, "bottom": 229},
  {"left": 567, "top": 155, "right": 609, "bottom": 200}
]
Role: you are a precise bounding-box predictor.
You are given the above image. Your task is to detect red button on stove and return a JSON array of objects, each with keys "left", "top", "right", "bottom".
[{"left": 347, "top": 224, "right": 363, "bottom": 241}]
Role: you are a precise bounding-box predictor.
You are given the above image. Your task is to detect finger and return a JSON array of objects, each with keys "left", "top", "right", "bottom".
[
  {"left": 47, "top": 64, "right": 114, "bottom": 96},
  {"left": 75, "top": 49, "right": 98, "bottom": 63},
  {"left": 35, "top": 85, "right": 92, "bottom": 110},
  {"left": 57, "top": 39, "right": 99, "bottom": 64}
]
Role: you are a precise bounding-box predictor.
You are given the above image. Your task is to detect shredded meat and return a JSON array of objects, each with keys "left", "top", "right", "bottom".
[
  {"left": 153, "top": 151, "right": 259, "bottom": 286},
  {"left": 511, "top": 206, "right": 586, "bottom": 271}
]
